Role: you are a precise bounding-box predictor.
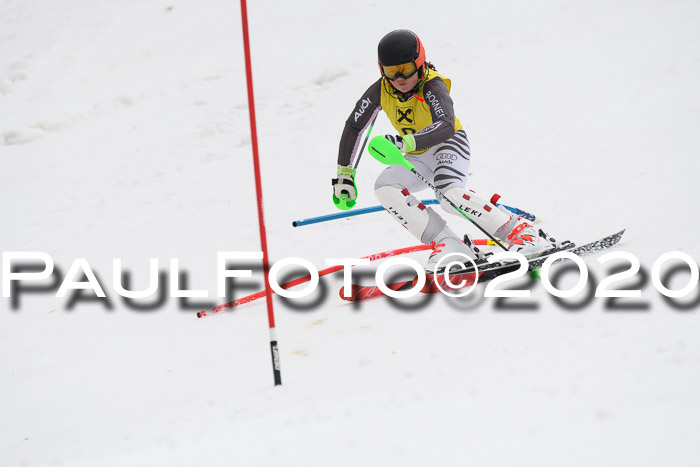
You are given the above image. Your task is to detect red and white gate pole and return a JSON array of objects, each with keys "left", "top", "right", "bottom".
[{"left": 239, "top": 0, "right": 282, "bottom": 386}]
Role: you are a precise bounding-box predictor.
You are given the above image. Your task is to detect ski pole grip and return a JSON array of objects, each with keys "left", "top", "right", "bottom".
[{"left": 368, "top": 136, "right": 415, "bottom": 171}]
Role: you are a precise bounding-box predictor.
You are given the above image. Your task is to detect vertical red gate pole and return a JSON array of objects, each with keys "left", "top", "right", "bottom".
[{"left": 239, "top": 0, "right": 282, "bottom": 386}]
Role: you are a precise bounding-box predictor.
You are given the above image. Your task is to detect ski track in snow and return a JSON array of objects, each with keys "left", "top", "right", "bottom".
[{"left": 1, "top": 0, "right": 700, "bottom": 466}]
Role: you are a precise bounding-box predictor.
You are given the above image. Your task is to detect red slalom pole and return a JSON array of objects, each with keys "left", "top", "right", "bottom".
[
  {"left": 239, "top": 0, "right": 281, "bottom": 386},
  {"left": 197, "top": 244, "right": 433, "bottom": 318}
]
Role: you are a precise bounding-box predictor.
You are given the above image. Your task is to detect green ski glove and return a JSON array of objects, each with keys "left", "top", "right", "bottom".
[
  {"left": 384, "top": 134, "right": 416, "bottom": 153},
  {"left": 332, "top": 165, "right": 357, "bottom": 210}
]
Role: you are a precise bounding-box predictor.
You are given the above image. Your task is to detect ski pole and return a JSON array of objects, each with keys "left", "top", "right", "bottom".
[
  {"left": 503, "top": 205, "right": 536, "bottom": 222},
  {"left": 334, "top": 114, "right": 379, "bottom": 210},
  {"left": 294, "top": 200, "right": 439, "bottom": 227},
  {"left": 368, "top": 136, "right": 509, "bottom": 252},
  {"left": 293, "top": 200, "right": 535, "bottom": 227},
  {"left": 353, "top": 113, "right": 378, "bottom": 171}
]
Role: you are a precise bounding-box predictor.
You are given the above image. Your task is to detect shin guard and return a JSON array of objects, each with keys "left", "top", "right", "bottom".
[
  {"left": 439, "top": 188, "right": 511, "bottom": 235},
  {"left": 375, "top": 186, "right": 447, "bottom": 244}
]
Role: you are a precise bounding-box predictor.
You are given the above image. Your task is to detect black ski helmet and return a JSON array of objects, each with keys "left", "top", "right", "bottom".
[{"left": 377, "top": 30, "right": 426, "bottom": 78}]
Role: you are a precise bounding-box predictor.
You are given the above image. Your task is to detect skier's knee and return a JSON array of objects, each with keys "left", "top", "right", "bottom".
[
  {"left": 375, "top": 185, "right": 418, "bottom": 208},
  {"left": 375, "top": 186, "right": 448, "bottom": 243}
]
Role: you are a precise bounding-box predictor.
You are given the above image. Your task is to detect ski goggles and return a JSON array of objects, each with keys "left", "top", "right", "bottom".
[{"left": 381, "top": 61, "right": 418, "bottom": 81}]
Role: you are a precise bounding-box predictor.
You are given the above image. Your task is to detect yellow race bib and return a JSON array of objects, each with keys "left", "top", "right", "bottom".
[{"left": 380, "top": 70, "right": 463, "bottom": 154}]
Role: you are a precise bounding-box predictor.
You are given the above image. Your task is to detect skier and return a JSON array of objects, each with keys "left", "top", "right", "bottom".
[{"left": 332, "top": 29, "right": 553, "bottom": 271}]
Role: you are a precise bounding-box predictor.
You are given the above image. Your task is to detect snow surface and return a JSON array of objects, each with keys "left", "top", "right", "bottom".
[{"left": 2, "top": 0, "right": 700, "bottom": 465}]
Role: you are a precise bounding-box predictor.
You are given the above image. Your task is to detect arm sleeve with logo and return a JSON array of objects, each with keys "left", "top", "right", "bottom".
[
  {"left": 337, "top": 79, "right": 382, "bottom": 166},
  {"left": 412, "top": 77, "right": 457, "bottom": 152}
]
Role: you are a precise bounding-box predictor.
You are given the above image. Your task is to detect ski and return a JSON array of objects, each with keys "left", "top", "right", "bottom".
[{"left": 340, "top": 229, "right": 625, "bottom": 302}]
